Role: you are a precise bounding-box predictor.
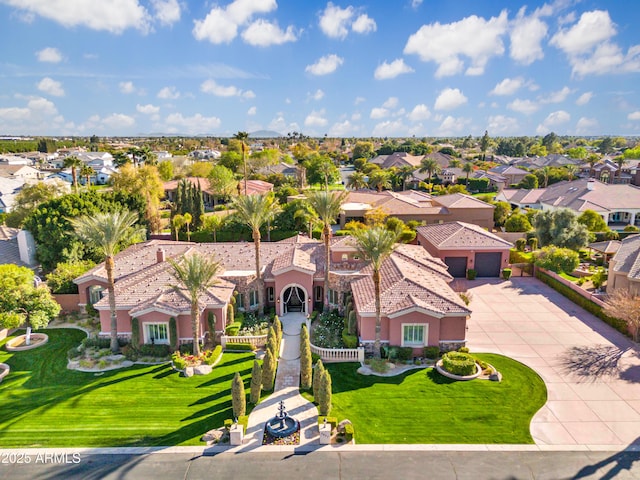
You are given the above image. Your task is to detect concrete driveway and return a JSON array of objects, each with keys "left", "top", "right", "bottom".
[{"left": 465, "top": 277, "right": 640, "bottom": 448}]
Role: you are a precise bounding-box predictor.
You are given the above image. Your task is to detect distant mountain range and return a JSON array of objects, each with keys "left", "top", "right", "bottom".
[{"left": 249, "top": 130, "right": 283, "bottom": 138}]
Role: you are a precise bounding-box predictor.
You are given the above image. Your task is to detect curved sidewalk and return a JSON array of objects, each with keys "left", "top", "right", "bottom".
[{"left": 245, "top": 313, "right": 318, "bottom": 448}]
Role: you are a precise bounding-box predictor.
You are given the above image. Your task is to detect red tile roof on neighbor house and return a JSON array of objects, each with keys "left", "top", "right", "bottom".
[
  {"left": 416, "top": 221, "right": 513, "bottom": 250},
  {"left": 163, "top": 177, "right": 274, "bottom": 196},
  {"left": 611, "top": 234, "right": 640, "bottom": 281}
]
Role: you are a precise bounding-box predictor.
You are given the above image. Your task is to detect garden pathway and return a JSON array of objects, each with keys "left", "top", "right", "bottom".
[{"left": 244, "top": 313, "right": 319, "bottom": 448}]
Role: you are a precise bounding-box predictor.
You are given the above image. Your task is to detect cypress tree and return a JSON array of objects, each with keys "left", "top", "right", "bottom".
[
  {"left": 348, "top": 310, "right": 357, "bottom": 336},
  {"left": 250, "top": 360, "right": 262, "bottom": 404},
  {"left": 231, "top": 372, "right": 246, "bottom": 418},
  {"left": 262, "top": 349, "right": 276, "bottom": 391},
  {"left": 266, "top": 326, "right": 279, "bottom": 359},
  {"left": 300, "top": 324, "right": 312, "bottom": 390},
  {"left": 169, "top": 317, "right": 178, "bottom": 350},
  {"left": 194, "top": 180, "right": 204, "bottom": 229},
  {"left": 318, "top": 369, "right": 332, "bottom": 415},
  {"left": 131, "top": 317, "right": 140, "bottom": 346},
  {"left": 273, "top": 316, "right": 282, "bottom": 349},
  {"left": 313, "top": 359, "right": 325, "bottom": 401}
]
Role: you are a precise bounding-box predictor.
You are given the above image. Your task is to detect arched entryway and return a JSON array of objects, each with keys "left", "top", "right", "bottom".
[{"left": 281, "top": 285, "right": 308, "bottom": 315}]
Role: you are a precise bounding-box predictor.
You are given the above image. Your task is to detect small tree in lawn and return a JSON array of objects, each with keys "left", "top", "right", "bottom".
[
  {"left": 231, "top": 372, "right": 246, "bottom": 418},
  {"left": 313, "top": 359, "right": 325, "bottom": 400},
  {"left": 604, "top": 289, "right": 640, "bottom": 342},
  {"left": 317, "top": 369, "right": 332, "bottom": 416},
  {"left": 262, "top": 348, "right": 277, "bottom": 391},
  {"left": 300, "top": 324, "right": 312, "bottom": 390},
  {"left": 250, "top": 360, "right": 262, "bottom": 404}
]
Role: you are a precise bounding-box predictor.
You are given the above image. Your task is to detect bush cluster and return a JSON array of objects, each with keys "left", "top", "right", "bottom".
[
  {"left": 441, "top": 351, "right": 476, "bottom": 376},
  {"left": 312, "top": 311, "right": 346, "bottom": 348},
  {"left": 225, "top": 343, "right": 256, "bottom": 351},
  {"left": 423, "top": 346, "right": 440, "bottom": 360}
]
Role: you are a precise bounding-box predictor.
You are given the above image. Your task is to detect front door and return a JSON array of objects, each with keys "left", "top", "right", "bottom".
[{"left": 283, "top": 286, "right": 306, "bottom": 314}]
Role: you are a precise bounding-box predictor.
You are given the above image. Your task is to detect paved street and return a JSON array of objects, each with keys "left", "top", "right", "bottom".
[{"left": 466, "top": 277, "right": 640, "bottom": 447}]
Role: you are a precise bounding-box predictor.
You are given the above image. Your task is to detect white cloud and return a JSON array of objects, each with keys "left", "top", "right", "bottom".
[
  {"left": 576, "top": 116, "right": 599, "bottom": 134},
  {"left": 119, "top": 81, "right": 136, "bottom": 94},
  {"left": 490, "top": 77, "right": 525, "bottom": 96},
  {"left": 247, "top": 106, "right": 257, "bottom": 116},
  {"left": 382, "top": 97, "right": 399, "bottom": 109},
  {"left": 329, "top": 120, "right": 359, "bottom": 136},
  {"left": 157, "top": 86, "right": 180, "bottom": 99},
  {"left": 351, "top": 112, "right": 361, "bottom": 121},
  {"left": 36, "top": 47, "right": 62, "bottom": 63},
  {"left": 411, "top": 0, "right": 423, "bottom": 8},
  {"left": 487, "top": 115, "right": 519, "bottom": 134},
  {"left": 305, "top": 54, "right": 344, "bottom": 75},
  {"left": 164, "top": 112, "right": 221, "bottom": 134},
  {"left": 242, "top": 19, "right": 298, "bottom": 46},
  {"left": 550, "top": 10, "right": 640, "bottom": 76},
  {"left": 404, "top": 10, "right": 508, "bottom": 77},
  {"left": 536, "top": 110, "right": 570, "bottom": 135},
  {"left": 151, "top": 0, "right": 180, "bottom": 26},
  {"left": 201, "top": 79, "right": 254, "bottom": 98},
  {"left": 268, "top": 114, "right": 299, "bottom": 134},
  {"left": 374, "top": 58, "right": 414, "bottom": 80},
  {"left": 628, "top": 111, "right": 640, "bottom": 121},
  {"left": 310, "top": 89, "right": 325, "bottom": 101},
  {"left": 354, "top": 96, "right": 365, "bottom": 105},
  {"left": 540, "top": 86, "right": 572, "bottom": 104},
  {"left": 319, "top": 2, "right": 353, "bottom": 39},
  {"left": 352, "top": 14, "right": 376, "bottom": 34},
  {"left": 407, "top": 104, "right": 431, "bottom": 122},
  {"left": 576, "top": 92, "right": 593, "bottom": 106},
  {"left": 509, "top": 7, "right": 548, "bottom": 65},
  {"left": 304, "top": 109, "right": 328, "bottom": 128},
  {"left": 0, "top": 96, "right": 69, "bottom": 134},
  {"left": 507, "top": 98, "right": 539, "bottom": 115},
  {"left": 102, "top": 113, "right": 135, "bottom": 129},
  {"left": 372, "top": 119, "right": 408, "bottom": 137},
  {"left": 37, "top": 77, "right": 64, "bottom": 97},
  {"left": 370, "top": 107, "right": 388, "bottom": 119},
  {"left": 435, "top": 116, "right": 470, "bottom": 136},
  {"left": 4, "top": 0, "right": 151, "bottom": 34},
  {"left": 434, "top": 88, "right": 467, "bottom": 110},
  {"left": 136, "top": 103, "right": 159, "bottom": 114}
]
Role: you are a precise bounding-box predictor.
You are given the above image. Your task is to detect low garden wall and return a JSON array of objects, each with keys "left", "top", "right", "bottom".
[
  {"left": 220, "top": 334, "right": 267, "bottom": 350},
  {"left": 536, "top": 267, "right": 606, "bottom": 307},
  {"left": 310, "top": 343, "right": 365, "bottom": 363},
  {"left": 53, "top": 294, "right": 81, "bottom": 313}
]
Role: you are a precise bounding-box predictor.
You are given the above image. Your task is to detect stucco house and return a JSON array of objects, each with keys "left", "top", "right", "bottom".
[
  {"left": 607, "top": 234, "right": 640, "bottom": 296},
  {"left": 416, "top": 221, "right": 512, "bottom": 278},
  {"left": 73, "top": 236, "right": 471, "bottom": 354}
]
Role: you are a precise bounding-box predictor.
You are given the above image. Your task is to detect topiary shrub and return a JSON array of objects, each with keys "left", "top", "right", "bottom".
[
  {"left": 458, "top": 346, "right": 470, "bottom": 353},
  {"left": 225, "top": 321, "right": 242, "bottom": 336},
  {"left": 250, "top": 360, "right": 262, "bottom": 404},
  {"left": 266, "top": 327, "right": 279, "bottom": 359},
  {"left": 317, "top": 369, "right": 332, "bottom": 416},
  {"left": 206, "top": 312, "right": 216, "bottom": 338},
  {"left": 227, "top": 303, "right": 235, "bottom": 323},
  {"left": 261, "top": 349, "right": 276, "bottom": 391},
  {"left": 502, "top": 268, "right": 512, "bottom": 280},
  {"left": 441, "top": 351, "right": 476, "bottom": 376},
  {"left": 423, "top": 346, "right": 440, "bottom": 359},
  {"left": 313, "top": 360, "right": 325, "bottom": 400},
  {"left": 273, "top": 316, "right": 282, "bottom": 346},
  {"left": 466, "top": 269, "right": 477, "bottom": 280},
  {"left": 528, "top": 237, "right": 538, "bottom": 250},
  {"left": 515, "top": 238, "right": 526, "bottom": 252},
  {"left": 300, "top": 325, "right": 312, "bottom": 390},
  {"left": 169, "top": 317, "right": 178, "bottom": 350},
  {"left": 225, "top": 343, "right": 255, "bottom": 351},
  {"left": 204, "top": 345, "right": 222, "bottom": 365},
  {"left": 341, "top": 328, "right": 358, "bottom": 348},
  {"left": 231, "top": 372, "right": 246, "bottom": 418},
  {"left": 347, "top": 310, "right": 357, "bottom": 336},
  {"left": 131, "top": 317, "right": 140, "bottom": 347},
  {"left": 343, "top": 423, "right": 354, "bottom": 442}
]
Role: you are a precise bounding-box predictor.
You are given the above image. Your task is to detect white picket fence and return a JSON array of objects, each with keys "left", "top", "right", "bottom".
[
  {"left": 220, "top": 334, "right": 267, "bottom": 349},
  {"left": 310, "top": 343, "right": 365, "bottom": 363}
]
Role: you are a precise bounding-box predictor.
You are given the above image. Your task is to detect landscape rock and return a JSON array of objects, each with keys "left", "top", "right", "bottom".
[
  {"left": 489, "top": 371, "right": 502, "bottom": 382},
  {"left": 337, "top": 419, "right": 352, "bottom": 434},
  {"left": 202, "top": 428, "right": 226, "bottom": 444},
  {"left": 194, "top": 364, "right": 212, "bottom": 375},
  {"left": 184, "top": 367, "right": 194, "bottom": 377}
]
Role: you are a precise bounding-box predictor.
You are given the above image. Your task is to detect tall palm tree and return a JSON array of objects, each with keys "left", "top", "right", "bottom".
[
  {"left": 234, "top": 131, "right": 250, "bottom": 195},
  {"left": 565, "top": 164, "right": 579, "bottom": 181},
  {"left": 615, "top": 156, "right": 626, "bottom": 181},
  {"left": 368, "top": 169, "right": 391, "bottom": 192},
  {"left": 396, "top": 165, "right": 415, "bottom": 191},
  {"left": 183, "top": 212, "right": 192, "bottom": 241},
  {"left": 418, "top": 158, "right": 441, "bottom": 192},
  {"left": 63, "top": 155, "right": 83, "bottom": 192},
  {"left": 231, "top": 193, "right": 281, "bottom": 315},
  {"left": 540, "top": 166, "right": 552, "bottom": 188},
  {"left": 448, "top": 158, "right": 461, "bottom": 169},
  {"left": 352, "top": 226, "right": 398, "bottom": 359},
  {"left": 586, "top": 153, "right": 600, "bottom": 177},
  {"left": 462, "top": 162, "right": 474, "bottom": 185},
  {"left": 80, "top": 164, "right": 94, "bottom": 188},
  {"left": 306, "top": 190, "right": 348, "bottom": 312},
  {"left": 69, "top": 210, "right": 145, "bottom": 352},
  {"left": 293, "top": 203, "right": 320, "bottom": 238},
  {"left": 347, "top": 171, "right": 368, "bottom": 190},
  {"left": 168, "top": 253, "right": 220, "bottom": 356}
]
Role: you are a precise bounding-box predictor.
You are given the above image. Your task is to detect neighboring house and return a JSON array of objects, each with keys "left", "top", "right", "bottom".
[
  {"left": 579, "top": 158, "right": 633, "bottom": 185},
  {"left": 188, "top": 149, "right": 221, "bottom": 160},
  {"left": 0, "top": 227, "right": 37, "bottom": 267},
  {"left": 0, "top": 154, "right": 32, "bottom": 166},
  {"left": 416, "top": 221, "right": 512, "bottom": 278},
  {"left": 370, "top": 152, "right": 424, "bottom": 170},
  {"left": 512, "top": 154, "right": 580, "bottom": 169},
  {"left": 471, "top": 170, "right": 508, "bottom": 191},
  {"left": 0, "top": 176, "right": 24, "bottom": 212},
  {"left": 489, "top": 165, "right": 529, "bottom": 186},
  {"left": 257, "top": 161, "right": 302, "bottom": 180},
  {"left": 339, "top": 190, "right": 495, "bottom": 230},
  {"left": 0, "top": 165, "right": 44, "bottom": 180},
  {"left": 607, "top": 234, "right": 640, "bottom": 296},
  {"left": 238, "top": 179, "right": 274, "bottom": 196},
  {"left": 497, "top": 179, "right": 640, "bottom": 227},
  {"left": 73, "top": 237, "right": 471, "bottom": 354},
  {"left": 164, "top": 177, "right": 275, "bottom": 207}
]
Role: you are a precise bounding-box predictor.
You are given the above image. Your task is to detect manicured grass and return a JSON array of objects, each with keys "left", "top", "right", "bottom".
[
  {"left": 324, "top": 353, "right": 546, "bottom": 444},
  {"left": 0, "top": 329, "right": 256, "bottom": 448}
]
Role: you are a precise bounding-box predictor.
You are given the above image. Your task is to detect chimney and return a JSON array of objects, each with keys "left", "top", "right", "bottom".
[
  {"left": 156, "top": 248, "right": 165, "bottom": 263},
  {"left": 587, "top": 178, "right": 595, "bottom": 191}
]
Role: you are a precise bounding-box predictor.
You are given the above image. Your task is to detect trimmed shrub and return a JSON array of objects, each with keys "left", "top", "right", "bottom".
[
  {"left": 266, "top": 327, "right": 279, "bottom": 359},
  {"left": 171, "top": 351, "right": 187, "bottom": 370},
  {"left": 317, "top": 416, "right": 337, "bottom": 430},
  {"left": 138, "top": 344, "right": 170, "bottom": 358},
  {"left": 131, "top": 317, "right": 140, "bottom": 347},
  {"left": 343, "top": 423, "right": 354, "bottom": 442},
  {"left": 204, "top": 345, "right": 222, "bottom": 365},
  {"left": 300, "top": 325, "right": 312, "bottom": 390},
  {"left": 231, "top": 372, "right": 246, "bottom": 418},
  {"left": 261, "top": 349, "right": 276, "bottom": 391},
  {"left": 341, "top": 329, "right": 358, "bottom": 348},
  {"left": 121, "top": 345, "right": 138, "bottom": 361},
  {"left": 225, "top": 321, "right": 242, "bottom": 336},
  {"left": 317, "top": 369, "right": 332, "bottom": 416},
  {"left": 441, "top": 351, "right": 476, "bottom": 376},
  {"left": 458, "top": 346, "right": 470, "bottom": 353},
  {"left": 225, "top": 342, "right": 256, "bottom": 351},
  {"left": 397, "top": 347, "right": 413, "bottom": 361},
  {"left": 169, "top": 317, "right": 178, "bottom": 350},
  {"left": 347, "top": 310, "right": 357, "bottom": 336},
  {"left": 83, "top": 337, "right": 112, "bottom": 349},
  {"left": 313, "top": 360, "right": 325, "bottom": 400},
  {"left": 423, "top": 346, "right": 440, "bottom": 359},
  {"left": 528, "top": 237, "right": 538, "bottom": 250},
  {"left": 510, "top": 248, "right": 533, "bottom": 264},
  {"left": 227, "top": 303, "right": 235, "bottom": 323},
  {"left": 466, "top": 269, "right": 477, "bottom": 280},
  {"left": 250, "top": 360, "right": 262, "bottom": 404},
  {"left": 502, "top": 268, "right": 512, "bottom": 280},
  {"left": 534, "top": 246, "right": 580, "bottom": 274},
  {"left": 273, "top": 316, "right": 282, "bottom": 346},
  {"left": 179, "top": 342, "right": 194, "bottom": 354},
  {"left": 224, "top": 418, "right": 233, "bottom": 430},
  {"left": 515, "top": 238, "right": 526, "bottom": 252},
  {"left": 206, "top": 312, "right": 216, "bottom": 338}
]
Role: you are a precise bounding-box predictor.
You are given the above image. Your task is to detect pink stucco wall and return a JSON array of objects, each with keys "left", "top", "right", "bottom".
[
  {"left": 440, "top": 316, "right": 467, "bottom": 340},
  {"left": 99, "top": 310, "right": 133, "bottom": 336},
  {"left": 53, "top": 294, "right": 80, "bottom": 313},
  {"left": 274, "top": 269, "right": 313, "bottom": 316},
  {"left": 77, "top": 279, "right": 109, "bottom": 305},
  {"left": 387, "top": 311, "right": 440, "bottom": 346}
]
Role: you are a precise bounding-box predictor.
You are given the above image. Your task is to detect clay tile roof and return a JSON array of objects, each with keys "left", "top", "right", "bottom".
[
  {"left": 272, "top": 244, "right": 316, "bottom": 275},
  {"left": 433, "top": 193, "right": 494, "bottom": 209},
  {"left": 588, "top": 240, "right": 621, "bottom": 255},
  {"left": 416, "top": 221, "right": 513, "bottom": 249},
  {"left": 611, "top": 234, "right": 640, "bottom": 280}
]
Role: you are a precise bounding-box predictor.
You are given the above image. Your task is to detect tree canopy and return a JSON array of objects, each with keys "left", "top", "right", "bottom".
[{"left": 532, "top": 208, "right": 590, "bottom": 250}]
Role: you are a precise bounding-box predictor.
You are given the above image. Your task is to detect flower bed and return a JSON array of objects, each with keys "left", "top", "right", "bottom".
[
  {"left": 311, "top": 311, "right": 346, "bottom": 348},
  {"left": 171, "top": 346, "right": 223, "bottom": 375}
]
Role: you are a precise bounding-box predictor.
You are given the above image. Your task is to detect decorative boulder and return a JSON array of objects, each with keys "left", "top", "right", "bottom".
[
  {"left": 202, "top": 428, "right": 226, "bottom": 444},
  {"left": 184, "top": 367, "right": 194, "bottom": 377},
  {"left": 337, "top": 419, "right": 352, "bottom": 434},
  {"left": 489, "top": 371, "right": 502, "bottom": 382},
  {"left": 194, "top": 364, "right": 213, "bottom": 375}
]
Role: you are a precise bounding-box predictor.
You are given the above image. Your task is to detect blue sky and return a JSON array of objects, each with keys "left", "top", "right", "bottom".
[{"left": 1, "top": 0, "right": 639, "bottom": 137}]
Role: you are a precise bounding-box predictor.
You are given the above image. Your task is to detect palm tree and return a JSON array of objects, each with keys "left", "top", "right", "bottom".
[
  {"left": 565, "top": 164, "right": 579, "bottom": 181},
  {"left": 234, "top": 131, "right": 250, "bottom": 195},
  {"left": 63, "top": 155, "right": 83, "bottom": 192},
  {"left": 347, "top": 171, "right": 368, "bottom": 190},
  {"left": 352, "top": 226, "right": 398, "bottom": 359},
  {"left": 293, "top": 203, "right": 320, "bottom": 238},
  {"left": 69, "top": 210, "right": 145, "bottom": 352},
  {"left": 168, "top": 253, "right": 220, "bottom": 356},
  {"left": 80, "top": 164, "right": 94, "bottom": 188},
  {"left": 462, "top": 162, "right": 474, "bottom": 185},
  {"left": 231, "top": 193, "right": 281, "bottom": 315},
  {"left": 418, "top": 158, "right": 441, "bottom": 192},
  {"left": 540, "top": 166, "right": 552, "bottom": 188},
  {"left": 448, "top": 158, "right": 461, "bottom": 169},
  {"left": 183, "top": 212, "right": 192, "bottom": 241},
  {"left": 172, "top": 214, "right": 185, "bottom": 241},
  {"left": 396, "top": 165, "right": 415, "bottom": 191},
  {"left": 615, "top": 156, "right": 626, "bottom": 181},
  {"left": 306, "top": 190, "right": 348, "bottom": 312},
  {"left": 586, "top": 154, "right": 600, "bottom": 177},
  {"left": 368, "top": 170, "right": 391, "bottom": 192}
]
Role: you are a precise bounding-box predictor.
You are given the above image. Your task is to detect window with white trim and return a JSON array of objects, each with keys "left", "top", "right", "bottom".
[
  {"left": 328, "top": 289, "right": 339, "bottom": 306},
  {"left": 402, "top": 324, "right": 426, "bottom": 347},
  {"left": 144, "top": 323, "right": 169, "bottom": 345},
  {"left": 315, "top": 286, "right": 323, "bottom": 302},
  {"left": 267, "top": 287, "right": 274, "bottom": 303},
  {"left": 249, "top": 290, "right": 258, "bottom": 308},
  {"left": 88, "top": 285, "right": 104, "bottom": 305},
  {"left": 237, "top": 293, "right": 245, "bottom": 311}
]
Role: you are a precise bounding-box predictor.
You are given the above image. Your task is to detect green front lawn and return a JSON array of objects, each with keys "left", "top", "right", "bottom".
[
  {"left": 325, "top": 353, "right": 546, "bottom": 444},
  {"left": 0, "top": 329, "right": 255, "bottom": 448}
]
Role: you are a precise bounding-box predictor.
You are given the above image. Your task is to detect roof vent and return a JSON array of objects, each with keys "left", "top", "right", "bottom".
[
  {"left": 587, "top": 178, "right": 595, "bottom": 191},
  {"left": 156, "top": 248, "right": 166, "bottom": 263}
]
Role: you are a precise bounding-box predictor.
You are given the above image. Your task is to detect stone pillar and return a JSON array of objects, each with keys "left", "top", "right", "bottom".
[
  {"left": 230, "top": 423, "right": 244, "bottom": 446},
  {"left": 319, "top": 423, "right": 332, "bottom": 445}
]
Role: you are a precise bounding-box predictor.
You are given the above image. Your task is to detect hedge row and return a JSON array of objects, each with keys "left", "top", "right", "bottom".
[{"left": 535, "top": 270, "right": 629, "bottom": 336}]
